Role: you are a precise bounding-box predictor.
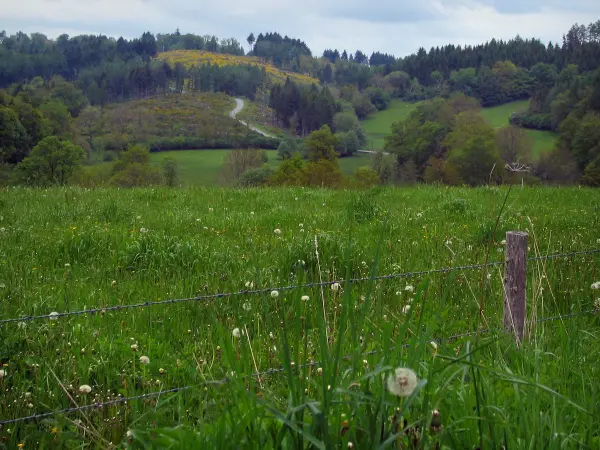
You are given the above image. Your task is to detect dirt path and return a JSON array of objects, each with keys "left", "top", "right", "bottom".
[{"left": 230, "top": 98, "right": 276, "bottom": 139}]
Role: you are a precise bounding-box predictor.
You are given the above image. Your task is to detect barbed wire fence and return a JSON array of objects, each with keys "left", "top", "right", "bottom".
[{"left": 0, "top": 247, "right": 598, "bottom": 426}]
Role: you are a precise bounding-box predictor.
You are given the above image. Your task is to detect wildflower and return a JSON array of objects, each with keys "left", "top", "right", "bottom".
[
  {"left": 64, "top": 263, "right": 70, "bottom": 268},
  {"left": 445, "top": 240, "right": 452, "bottom": 246},
  {"left": 17, "top": 322, "right": 26, "bottom": 329},
  {"left": 208, "top": 208, "right": 213, "bottom": 212},
  {"left": 430, "top": 341, "right": 438, "bottom": 351},
  {"left": 387, "top": 367, "right": 418, "bottom": 397},
  {"left": 269, "top": 332, "right": 274, "bottom": 339},
  {"left": 250, "top": 211, "right": 254, "bottom": 215},
  {"left": 404, "top": 285, "right": 414, "bottom": 292},
  {"left": 271, "top": 290, "right": 279, "bottom": 298},
  {"left": 49, "top": 311, "right": 59, "bottom": 320},
  {"left": 126, "top": 430, "right": 133, "bottom": 439},
  {"left": 274, "top": 228, "right": 282, "bottom": 235},
  {"left": 27, "top": 403, "right": 33, "bottom": 408},
  {"left": 80, "top": 348, "right": 86, "bottom": 354},
  {"left": 348, "top": 443, "right": 355, "bottom": 449},
  {"left": 79, "top": 384, "right": 92, "bottom": 394},
  {"left": 299, "top": 223, "right": 304, "bottom": 228},
  {"left": 501, "top": 239, "right": 506, "bottom": 245},
  {"left": 232, "top": 328, "right": 241, "bottom": 338},
  {"left": 245, "top": 281, "right": 254, "bottom": 289},
  {"left": 0, "top": 369, "right": 6, "bottom": 379},
  {"left": 301, "top": 295, "right": 310, "bottom": 301},
  {"left": 402, "top": 305, "right": 411, "bottom": 315},
  {"left": 139, "top": 228, "right": 148, "bottom": 233},
  {"left": 131, "top": 344, "right": 138, "bottom": 352},
  {"left": 111, "top": 280, "right": 117, "bottom": 287},
  {"left": 136, "top": 216, "right": 142, "bottom": 220},
  {"left": 0, "top": 228, "right": 5, "bottom": 233},
  {"left": 591, "top": 281, "right": 600, "bottom": 290},
  {"left": 317, "top": 367, "right": 323, "bottom": 375},
  {"left": 139, "top": 356, "right": 150, "bottom": 365},
  {"left": 159, "top": 368, "right": 166, "bottom": 374},
  {"left": 331, "top": 283, "right": 341, "bottom": 292},
  {"left": 242, "top": 302, "right": 252, "bottom": 311}
]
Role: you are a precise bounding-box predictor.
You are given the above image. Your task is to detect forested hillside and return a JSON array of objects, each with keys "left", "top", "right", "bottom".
[{"left": 1, "top": 21, "right": 599, "bottom": 187}]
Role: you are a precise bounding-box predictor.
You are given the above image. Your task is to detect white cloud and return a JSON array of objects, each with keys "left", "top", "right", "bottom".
[{"left": 0, "top": 0, "right": 598, "bottom": 57}]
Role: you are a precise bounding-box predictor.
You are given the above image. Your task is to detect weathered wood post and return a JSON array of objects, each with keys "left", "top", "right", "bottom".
[{"left": 503, "top": 231, "right": 528, "bottom": 344}]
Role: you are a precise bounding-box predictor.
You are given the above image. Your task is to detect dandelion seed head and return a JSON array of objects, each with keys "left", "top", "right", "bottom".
[
  {"left": 245, "top": 281, "right": 254, "bottom": 289},
  {"left": 139, "top": 356, "right": 150, "bottom": 365},
  {"left": 49, "top": 312, "right": 59, "bottom": 320},
  {"left": 139, "top": 228, "right": 148, "bottom": 233},
  {"left": 331, "top": 283, "right": 340, "bottom": 292},
  {"left": 131, "top": 344, "right": 138, "bottom": 352},
  {"left": 386, "top": 367, "right": 418, "bottom": 397},
  {"left": 591, "top": 281, "right": 600, "bottom": 290},
  {"left": 271, "top": 290, "right": 279, "bottom": 298},
  {"left": 242, "top": 302, "right": 252, "bottom": 311},
  {"left": 301, "top": 295, "right": 310, "bottom": 301},
  {"left": 274, "top": 228, "right": 282, "bottom": 235},
  {"left": 0, "top": 369, "right": 6, "bottom": 379},
  {"left": 232, "top": 328, "right": 241, "bottom": 338},
  {"left": 79, "top": 384, "right": 92, "bottom": 394},
  {"left": 404, "top": 285, "right": 414, "bottom": 292},
  {"left": 402, "top": 305, "right": 411, "bottom": 314}
]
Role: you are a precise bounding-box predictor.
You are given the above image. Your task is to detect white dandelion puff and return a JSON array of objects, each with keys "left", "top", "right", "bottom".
[
  {"left": 301, "top": 295, "right": 310, "bottom": 301},
  {"left": 245, "top": 281, "right": 254, "bottom": 289},
  {"left": 271, "top": 290, "right": 279, "bottom": 298},
  {"left": 49, "top": 312, "right": 59, "bottom": 320},
  {"left": 591, "top": 281, "right": 600, "bottom": 290},
  {"left": 386, "top": 367, "right": 418, "bottom": 397},
  {"left": 404, "top": 285, "right": 414, "bottom": 292},
  {"left": 402, "top": 305, "right": 411, "bottom": 315},
  {"left": 331, "top": 283, "right": 341, "bottom": 292},
  {"left": 242, "top": 302, "right": 252, "bottom": 311},
  {"left": 274, "top": 228, "right": 282, "bottom": 235},
  {"left": 139, "top": 228, "right": 148, "bottom": 233},
  {"left": 139, "top": 356, "right": 150, "bottom": 365},
  {"left": 232, "top": 328, "right": 241, "bottom": 338},
  {"left": 79, "top": 384, "right": 92, "bottom": 394},
  {"left": 0, "top": 369, "right": 6, "bottom": 379}
]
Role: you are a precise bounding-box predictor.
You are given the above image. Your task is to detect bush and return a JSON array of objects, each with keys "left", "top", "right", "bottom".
[
  {"left": 236, "top": 166, "right": 274, "bottom": 187},
  {"left": 353, "top": 166, "right": 380, "bottom": 188},
  {"left": 109, "top": 163, "right": 163, "bottom": 187},
  {"left": 509, "top": 112, "right": 553, "bottom": 131},
  {"left": 220, "top": 149, "right": 266, "bottom": 185}
]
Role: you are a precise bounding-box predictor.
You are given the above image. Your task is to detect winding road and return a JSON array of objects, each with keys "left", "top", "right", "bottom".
[{"left": 230, "top": 98, "right": 276, "bottom": 139}]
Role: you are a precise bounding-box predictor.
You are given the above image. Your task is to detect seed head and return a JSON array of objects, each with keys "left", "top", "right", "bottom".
[
  {"left": 139, "top": 356, "right": 150, "bottom": 365},
  {"left": 79, "top": 384, "right": 92, "bottom": 394},
  {"left": 386, "top": 367, "right": 418, "bottom": 397},
  {"left": 232, "top": 328, "right": 241, "bottom": 338},
  {"left": 271, "top": 290, "right": 279, "bottom": 298}
]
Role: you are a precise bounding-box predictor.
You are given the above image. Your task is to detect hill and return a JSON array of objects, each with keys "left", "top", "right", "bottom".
[
  {"left": 156, "top": 50, "right": 318, "bottom": 85},
  {"left": 80, "top": 92, "right": 278, "bottom": 152}
]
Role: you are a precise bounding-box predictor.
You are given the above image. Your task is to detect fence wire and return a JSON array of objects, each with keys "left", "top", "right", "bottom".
[
  {"left": 1, "top": 248, "right": 598, "bottom": 326},
  {"left": 1, "top": 308, "right": 596, "bottom": 426}
]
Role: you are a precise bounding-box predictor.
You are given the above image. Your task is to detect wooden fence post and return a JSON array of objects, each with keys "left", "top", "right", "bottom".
[{"left": 503, "top": 231, "right": 528, "bottom": 345}]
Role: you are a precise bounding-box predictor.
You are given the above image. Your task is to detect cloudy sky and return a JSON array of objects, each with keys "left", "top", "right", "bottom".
[{"left": 1, "top": 0, "right": 599, "bottom": 57}]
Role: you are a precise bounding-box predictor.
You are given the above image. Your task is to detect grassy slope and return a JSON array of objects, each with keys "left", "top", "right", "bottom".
[
  {"left": 364, "top": 99, "right": 558, "bottom": 157},
  {"left": 149, "top": 150, "right": 372, "bottom": 186},
  {"left": 362, "top": 100, "right": 418, "bottom": 149},
  {"left": 1, "top": 186, "right": 599, "bottom": 447},
  {"left": 156, "top": 50, "right": 318, "bottom": 85},
  {"left": 480, "top": 100, "right": 557, "bottom": 158}
]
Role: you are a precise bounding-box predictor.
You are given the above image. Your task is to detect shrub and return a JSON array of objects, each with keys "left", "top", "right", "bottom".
[
  {"left": 353, "top": 166, "right": 380, "bottom": 188},
  {"left": 236, "top": 166, "right": 274, "bottom": 187}
]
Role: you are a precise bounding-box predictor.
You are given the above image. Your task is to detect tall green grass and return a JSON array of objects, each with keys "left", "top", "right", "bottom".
[{"left": 0, "top": 186, "right": 598, "bottom": 448}]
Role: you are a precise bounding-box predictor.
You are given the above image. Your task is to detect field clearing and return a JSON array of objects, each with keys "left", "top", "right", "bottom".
[
  {"left": 364, "top": 99, "right": 558, "bottom": 157},
  {"left": 362, "top": 100, "right": 419, "bottom": 149},
  {"left": 481, "top": 100, "right": 558, "bottom": 158},
  {"left": 0, "top": 187, "right": 599, "bottom": 447},
  {"left": 156, "top": 50, "right": 318, "bottom": 85},
  {"left": 149, "top": 150, "right": 372, "bottom": 186}
]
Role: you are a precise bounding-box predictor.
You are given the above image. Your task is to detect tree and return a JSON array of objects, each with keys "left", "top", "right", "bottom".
[
  {"left": 277, "top": 136, "right": 298, "bottom": 160},
  {"left": 351, "top": 93, "right": 376, "bottom": 119},
  {"left": 335, "top": 130, "right": 360, "bottom": 156},
  {"left": 13, "top": 136, "right": 85, "bottom": 186},
  {"left": 304, "top": 125, "right": 338, "bottom": 162},
  {"left": 571, "top": 112, "right": 600, "bottom": 170},
  {"left": 220, "top": 148, "right": 266, "bottom": 184},
  {"left": 109, "top": 144, "right": 163, "bottom": 187},
  {"left": 77, "top": 106, "right": 102, "bottom": 151},
  {"left": 444, "top": 112, "right": 503, "bottom": 185},
  {"left": 162, "top": 157, "right": 179, "bottom": 187},
  {"left": 246, "top": 33, "right": 255, "bottom": 52},
  {"left": 0, "top": 106, "right": 28, "bottom": 163},
  {"left": 495, "top": 126, "right": 534, "bottom": 172}
]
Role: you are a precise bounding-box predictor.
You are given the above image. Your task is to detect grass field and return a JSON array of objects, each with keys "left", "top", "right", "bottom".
[
  {"left": 480, "top": 100, "right": 558, "bottom": 158},
  {"left": 362, "top": 100, "right": 419, "bottom": 149},
  {"left": 364, "top": 99, "right": 558, "bottom": 158},
  {"left": 1, "top": 186, "right": 599, "bottom": 448},
  {"left": 149, "top": 150, "right": 373, "bottom": 186}
]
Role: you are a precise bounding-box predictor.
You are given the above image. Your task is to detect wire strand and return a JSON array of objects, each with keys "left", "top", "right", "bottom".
[
  {"left": 2, "top": 248, "right": 597, "bottom": 326},
  {"left": 1, "top": 308, "right": 596, "bottom": 426}
]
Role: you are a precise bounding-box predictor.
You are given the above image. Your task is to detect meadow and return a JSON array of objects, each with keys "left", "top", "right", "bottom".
[
  {"left": 149, "top": 150, "right": 372, "bottom": 186},
  {"left": 0, "top": 186, "right": 599, "bottom": 448},
  {"left": 364, "top": 99, "right": 558, "bottom": 158}
]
